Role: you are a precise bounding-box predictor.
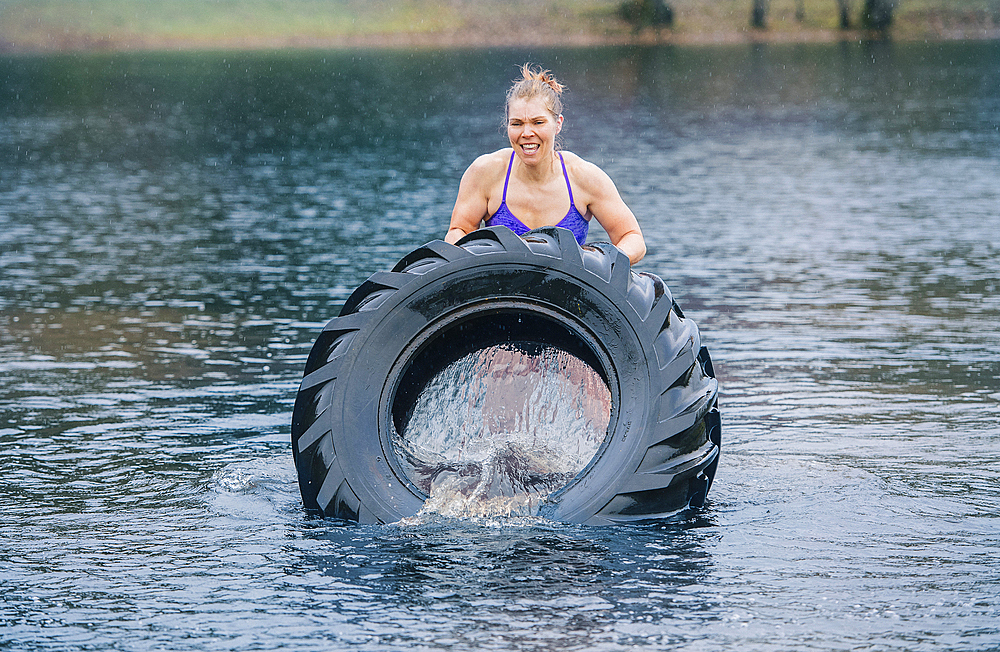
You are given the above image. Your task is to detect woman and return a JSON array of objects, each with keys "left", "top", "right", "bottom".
[{"left": 445, "top": 65, "right": 646, "bottom": 265}]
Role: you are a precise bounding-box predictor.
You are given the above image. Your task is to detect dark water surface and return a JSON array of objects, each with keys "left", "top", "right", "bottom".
[{"left": 2, "top": 42, "right": 999, "bottom": 650}]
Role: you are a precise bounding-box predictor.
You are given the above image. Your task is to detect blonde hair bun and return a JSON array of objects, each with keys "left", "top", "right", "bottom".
[{"left": 506, "top": 63, "right": 565, "bottom": 119}]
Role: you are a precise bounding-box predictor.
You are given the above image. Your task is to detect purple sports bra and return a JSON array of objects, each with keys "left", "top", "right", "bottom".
[{"left": 485, "top": 151, "right": 590, "bottom": 244}]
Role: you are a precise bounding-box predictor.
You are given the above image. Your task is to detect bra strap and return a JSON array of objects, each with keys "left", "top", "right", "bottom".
[
  {"left": 502, "top": 151, "right": 515, "bottom": 202},
  {"left": 559, "top": 153, "right": 576, "bottom": 207}
]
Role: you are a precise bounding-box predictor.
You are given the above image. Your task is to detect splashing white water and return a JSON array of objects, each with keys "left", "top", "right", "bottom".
[{"left": 393, "top": 342, "right": 611, "bottom": 519}]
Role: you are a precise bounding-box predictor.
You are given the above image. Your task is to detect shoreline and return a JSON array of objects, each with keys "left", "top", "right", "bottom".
[
  {"left": 2, "top": 0, "right": 998, "bottom": 56},
  {"left": 4, "top": 27, "right": 999, "bottom": 55}
]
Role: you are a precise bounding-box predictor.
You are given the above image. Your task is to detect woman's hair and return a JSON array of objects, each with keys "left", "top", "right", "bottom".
[{"left": 505, "top": 64, "right": 565, "bottom": 120}]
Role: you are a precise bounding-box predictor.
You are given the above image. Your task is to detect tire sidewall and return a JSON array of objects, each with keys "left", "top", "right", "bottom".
[{"left": 328, "top": 249, "right": 657, "bottom": 523}]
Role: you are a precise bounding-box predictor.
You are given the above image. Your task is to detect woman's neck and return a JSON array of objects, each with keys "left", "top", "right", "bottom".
[{"left": 514, "top": 150, "right": 560, "bottom": 184}]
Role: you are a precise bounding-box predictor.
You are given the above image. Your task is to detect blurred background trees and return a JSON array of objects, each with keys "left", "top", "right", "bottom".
[
  {"left": 2, "top": 0, "right": 993, "bottom": 53},
  {"left": 617, "top": 0, "right": 900, "bottom": 34},
  {"left": 861, "top": 0, "right": 898, "bottom": 30},
  {"left": 618, "top": 0, "right": 675, "bottom": 31}
]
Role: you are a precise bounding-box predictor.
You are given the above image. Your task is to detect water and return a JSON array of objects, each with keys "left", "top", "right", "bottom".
[
  {"left": 2, "top": 41, "right": 999, "bottom": 650},
  {"left": 395, "top": 342, "right": 611, "bottom": 518}
]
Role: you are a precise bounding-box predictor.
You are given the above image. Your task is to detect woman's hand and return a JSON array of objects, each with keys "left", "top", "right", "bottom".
[{"left": 567, "top": 154, "right": 646, "bottom": 265}]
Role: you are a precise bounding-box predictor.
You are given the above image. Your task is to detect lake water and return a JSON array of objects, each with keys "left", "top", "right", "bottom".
[{"left": 2, "top": 41, "right": 999, "bottom": 650}]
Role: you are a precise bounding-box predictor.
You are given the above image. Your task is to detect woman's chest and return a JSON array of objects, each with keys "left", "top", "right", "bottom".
[{"left": 489, "top": 176, "right": 574, "bottom": 228}]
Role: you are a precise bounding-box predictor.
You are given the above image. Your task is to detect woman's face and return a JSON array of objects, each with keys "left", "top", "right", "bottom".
[{"left": 507, "top": 96, "right": 563, "bottom": 165}]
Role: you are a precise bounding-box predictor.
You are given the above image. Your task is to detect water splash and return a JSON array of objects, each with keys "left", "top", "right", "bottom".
[{"left": 393, "top": 342, "right": 611, "bottom": 519}]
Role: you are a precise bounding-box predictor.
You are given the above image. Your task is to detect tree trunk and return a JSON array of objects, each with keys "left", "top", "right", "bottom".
[
  {"left": 836, "top": 0, "right": 851, "bottom": 29},
  {"left": 862, "top": 0, "right": 896, "bottom": 31},
  {"left": 751, "top": 0, "right": 769, "bottom": 28}
]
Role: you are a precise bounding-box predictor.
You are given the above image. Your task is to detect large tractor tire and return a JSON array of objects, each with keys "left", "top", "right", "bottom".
[{"left": 291, "top": 226, "right": 720, "bottom": 525}]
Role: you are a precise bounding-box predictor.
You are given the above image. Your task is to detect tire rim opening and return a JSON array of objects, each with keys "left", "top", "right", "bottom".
[{"left": 389, "top": 310, "right": 612, "bottom": 517}]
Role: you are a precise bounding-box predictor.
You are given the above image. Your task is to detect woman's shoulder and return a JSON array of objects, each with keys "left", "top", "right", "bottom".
[
  {"left": 462, "top": 148, "right": 514, "bottom": 196},
  {"left": 457, "top": 149, "right": 513, "bottom": 196},
  {"left": 560, "top": 150, "right": 614, "bottom": 187},
  {"left": 467, "top": 148, "right": 514, "bottom": 174}
]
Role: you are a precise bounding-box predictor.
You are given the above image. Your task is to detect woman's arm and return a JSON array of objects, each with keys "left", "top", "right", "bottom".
[
  {"left": 572, "top": 156, "right": 646, "bottom": 265},
  {"left": 445, "top": 153, "right": 499, "bottom": 244}
]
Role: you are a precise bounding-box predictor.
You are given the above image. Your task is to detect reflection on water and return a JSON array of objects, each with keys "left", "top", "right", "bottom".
[
  {"left": 395, "top": 342, "right": 610, "bottom": 518},
  {"left": 2, "top": 41, "right": 999, "bottom": 651},
  {"left": 300, "top": 516, "right": 718, "bottom": 650}
]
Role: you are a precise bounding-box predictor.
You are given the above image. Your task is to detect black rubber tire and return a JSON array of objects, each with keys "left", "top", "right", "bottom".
[{"left": 291, "top": 226, "right": 720, "bottom": 525}]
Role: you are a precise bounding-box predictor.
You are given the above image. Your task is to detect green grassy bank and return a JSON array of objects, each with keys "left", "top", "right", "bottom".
[{"left": 1, "top": 0, "right": 998, "bottom": 52}]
